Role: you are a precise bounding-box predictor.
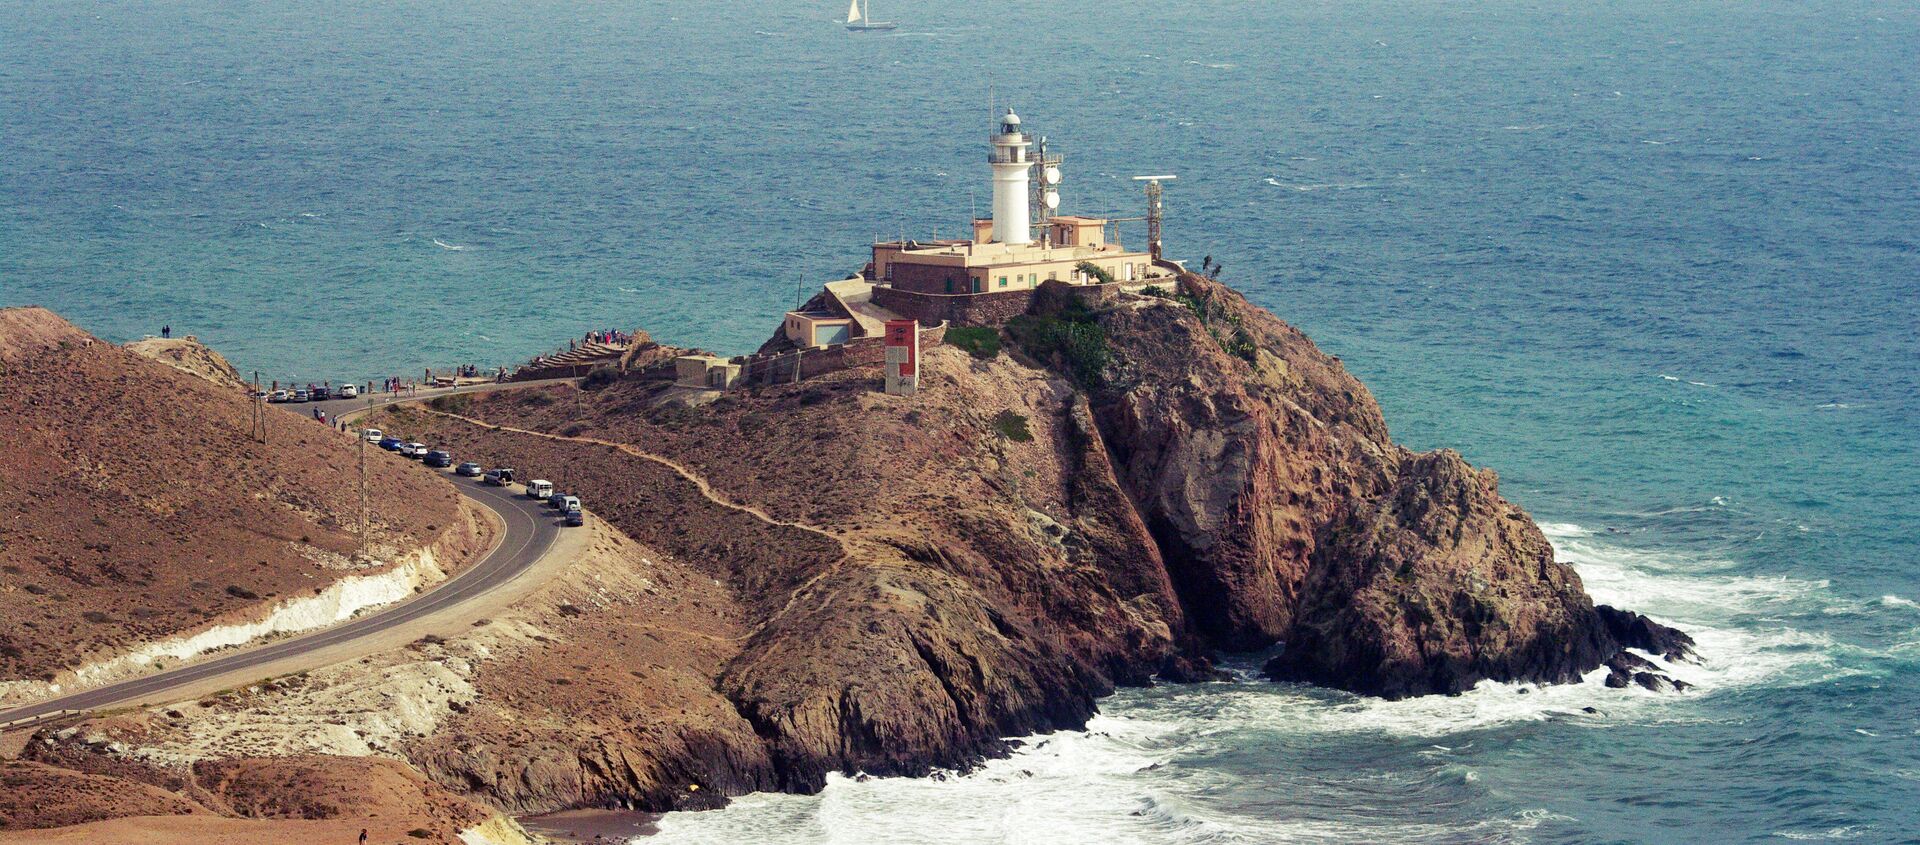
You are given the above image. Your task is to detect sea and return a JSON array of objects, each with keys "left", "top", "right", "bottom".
[{"left": 3, "top": 0, "right": 1917, "bottom": 842}]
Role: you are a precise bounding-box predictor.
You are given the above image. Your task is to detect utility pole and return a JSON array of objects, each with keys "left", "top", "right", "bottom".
[
  {"left": 359, "top": 395, "right": 371, "bottom": 560},
  {"left": 251, "top": 369, "right": 269, "bottom": 445}
]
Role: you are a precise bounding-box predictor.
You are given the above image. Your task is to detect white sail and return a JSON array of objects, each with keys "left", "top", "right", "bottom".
[{"left": 846, "top": 0, "right": 861, "bottom": 23}]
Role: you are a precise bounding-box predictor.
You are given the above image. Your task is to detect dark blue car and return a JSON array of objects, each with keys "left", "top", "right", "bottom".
[{"left": 378, "top": 436, "right": 404, "bottom": 451}]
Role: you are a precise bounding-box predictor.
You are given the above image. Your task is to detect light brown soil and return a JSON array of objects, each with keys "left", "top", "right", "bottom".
[
  {"left": 0, "top": 309, "right": 468, "bottom": 685},
  {"left": 123, "top": 336, "right": 251, "bottom": 392}
]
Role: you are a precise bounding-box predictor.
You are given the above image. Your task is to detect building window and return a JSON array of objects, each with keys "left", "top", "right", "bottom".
[
  {"left": 1048, "top": 271, "right": 1057, "bottom": 281},
  {"left": 945, "top": 279, "right": 953, "bottom": 293},
  {"left": 998, "top": 276, "right": 1007, "bottom": 287}
]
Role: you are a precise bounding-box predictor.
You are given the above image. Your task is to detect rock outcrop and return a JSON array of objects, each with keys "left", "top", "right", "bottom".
[
  {"left": 330, "top": 271, "right": 1687, "bottom": 814},
  {"left": 3, "top": 270, "right": 1694, "bottom": 831},
  {"left": 123, "top": 336, "right": 250, "bottom": 392}
]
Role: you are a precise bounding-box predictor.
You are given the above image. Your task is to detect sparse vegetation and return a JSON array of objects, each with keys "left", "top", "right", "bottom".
[
  {"left": 1007, "top": 300, "right": 1110, "bottom": 388},
  {"left": 1162, "top": 285, "right": 1259, "bottom": 365},
  {"left": 991, "top": 410, "right": 1034, "bottom": 442},
  {"left": 225, "top": 584, "right": 260, "bottom": 601},
  {"left": 429, "top": 393, "right": 472, "bottom": 413},
  {"left": 1075, "top": 260, "right": 1115, "bottom": 286},
  {"left": 580, "top": 366, "right": 620, "bottom": 390},
  {"left": 945, "top": 326, "right": 1002, "bottom": 359},
  {"left": 1139, "top": 284, "right": 1172, "bottom": 299},
  {"left": 407, "top": 828, "right": 434, "bottom": 839}
]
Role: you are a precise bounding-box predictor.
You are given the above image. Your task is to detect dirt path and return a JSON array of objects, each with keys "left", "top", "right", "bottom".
[{"left": 412, "top": 408, "right": 858, "bottom": 635}]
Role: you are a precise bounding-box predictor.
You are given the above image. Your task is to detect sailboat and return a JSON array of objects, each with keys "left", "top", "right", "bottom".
[{"left": 844, "top": 0, "right": 896, "bottom": 31}]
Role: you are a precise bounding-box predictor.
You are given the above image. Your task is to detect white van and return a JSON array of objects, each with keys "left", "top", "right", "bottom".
[
  {"left": 527, "top": 480, "right": 554, "bottom": 500},
  {"left": 362, "top": 428, "right": 382, "bottom": 443},
  {"left": 338, "top": 384, "right": 359, "bottom": 398}
]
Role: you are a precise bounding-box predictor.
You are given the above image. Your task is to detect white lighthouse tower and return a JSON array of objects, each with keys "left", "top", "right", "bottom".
[{"left": 988, "top": 108, "right": 1033, "bottom": 245}]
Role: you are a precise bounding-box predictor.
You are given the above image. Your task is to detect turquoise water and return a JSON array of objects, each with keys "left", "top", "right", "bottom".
[{"left": 5, "top": 1, "right": 1918, "bottom": 841}]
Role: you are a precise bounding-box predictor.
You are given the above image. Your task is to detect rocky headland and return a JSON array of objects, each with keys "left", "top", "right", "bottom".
[
  {"left": 351, "top": 272, "right": 1695, "bottom": 807},
  {"left": 1, "top": 274, "right": 1695, "bottom": 837}
]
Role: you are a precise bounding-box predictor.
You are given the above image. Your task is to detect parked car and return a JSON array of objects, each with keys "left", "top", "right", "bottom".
[
  {"left": 557, "top": 495, "right": 581, "bottom": 513},
  {"left": 404, "top": 442, "right": 428, "bottom": 459},
  {"left": 268, "top": 390, "right": 289, "bottom": 403},
  {"left": 337, "top": 384, "right": 359, "bottom": 399},
  {"left": 563, "top": 507, "right": 585, "bottom": 527},
  {"left": 362, "top": 428, "right": 383, "bottom": 443},
  {"left": 310, "top": 386, "right": 330, "bottom": 400},
  {"left": 526, "top": 480, "right": 554, "bottom": 500},
  {"left": 379, "top": 436, "right": 404, "bottom": 451},
  {"left": 424, "top": 450, "right": 453, "bottom": 468},
  {"left": 292, "top": 389, "right": 310, "bottom": 402},
  {"left": 547, "top": 491, "right": 569, "bottom": 509},
  {"left": 455, "top": 462, "right": 483, "bottom": 477},
  {"left": 483, "top": 468, "right": 516, "bottom": 486}
]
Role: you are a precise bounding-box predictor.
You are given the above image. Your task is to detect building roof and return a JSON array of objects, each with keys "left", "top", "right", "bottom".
[{"left": 823, "top": 278, "right": 902, "bottom": 337}]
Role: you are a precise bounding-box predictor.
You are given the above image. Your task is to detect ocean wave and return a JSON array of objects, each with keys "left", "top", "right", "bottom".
[
  {"left": 432, "top": 238, "right": 470, "bottom": 251},
  {"left": 651, "top": 706, "right": 1560, "bottom": 844},
  {"left": 1262, "top": 178, "right": 1373, "bottom": 192},
  {"left": 656, "top": 526, "right": 1865, "bottom": 843}
]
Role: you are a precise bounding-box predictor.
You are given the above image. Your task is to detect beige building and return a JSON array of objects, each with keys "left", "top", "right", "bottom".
[
  {"left": 674, "top": 354, "right": 743, "bottom": 389},
  {"left": 872, "top": 216, "right": 1165, "bottom": 297}
]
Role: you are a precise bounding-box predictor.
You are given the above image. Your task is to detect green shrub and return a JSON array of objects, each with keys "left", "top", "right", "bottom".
[
  {"left": 1138, "top": 284, "right": 1173, "bottom": 299},
  {"left": 1007, "top": 311, "right": 1109, "bottom": 389},
  {"left": 1075, "top": 260, "right": 1115, "bottom": 286},
  {"left": 428, "top": 393, "right": 471, "bottom": 413},
  {"left": 945, "top": 326, "right": 1002, "bottom": 360},
  {"left": 991, "top": 410, "right": 1033, "bottom": 442},
  {"left": 580, "top": 366, "right": 620, "bottom": 390}
]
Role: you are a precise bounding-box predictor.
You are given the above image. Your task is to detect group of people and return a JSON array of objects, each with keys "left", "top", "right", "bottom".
[{"left": 568, "top": 328, "right": 633, "bottom": 351}]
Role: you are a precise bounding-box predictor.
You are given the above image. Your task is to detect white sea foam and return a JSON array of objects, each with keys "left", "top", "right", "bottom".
[
  {"left": 1881, "top": 595, "right": 1918, "bottom": 610},
  {"left": 432, "top": 238, "right": 469, "bottom": 251},
  {"left": 650, "top": 707, "right": 1559, "bottom": 845},
  {"left": 654, "top": 526, "right": 1853, "bottom": 843},
  {"left": 1263, "top": 178, "right": 1372, "bottom": 192}
]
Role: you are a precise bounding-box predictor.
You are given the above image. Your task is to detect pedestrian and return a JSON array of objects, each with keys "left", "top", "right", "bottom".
[
  {"left": 161, "top": 324, "right": 171, "bottom": 338},
  {"left": 359, "top": 828, "right": 368, "bottom": 844}
]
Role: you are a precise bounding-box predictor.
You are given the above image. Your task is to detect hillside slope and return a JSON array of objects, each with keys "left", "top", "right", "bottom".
[
  {"left": 0, "top": 307, "right": 468, "bottom": 686},
  {"left": 333, "top": 273, "right": 1690, "bottom": 813}
]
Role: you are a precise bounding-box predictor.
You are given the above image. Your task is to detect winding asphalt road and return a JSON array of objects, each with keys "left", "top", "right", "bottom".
[{"left": 0, "top": 443, "right": 563, "bottom": 729}]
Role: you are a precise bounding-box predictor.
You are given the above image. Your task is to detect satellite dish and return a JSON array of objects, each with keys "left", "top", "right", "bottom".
[
  {"left": 1043, "top": 166, "right": 1062, "bottom": 185},
  {"left": 1043, "top": 191, "right": 1061, "bottom": 210}
]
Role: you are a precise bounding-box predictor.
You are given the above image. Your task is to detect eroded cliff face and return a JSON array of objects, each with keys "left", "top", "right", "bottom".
[
  {"left": 1081, "top": 274, "right": 1689, "bottom": 698},
  {"left": 5, "top": 276, "right": 1695, "bottom": 834},
  {"left": 334, "top": 272, "right": 1688, "bottom": 816}
]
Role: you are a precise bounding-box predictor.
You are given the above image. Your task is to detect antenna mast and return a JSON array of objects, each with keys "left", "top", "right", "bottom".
[{"left": 1131, "top": 175, "right": 1176, "bottom": 261}]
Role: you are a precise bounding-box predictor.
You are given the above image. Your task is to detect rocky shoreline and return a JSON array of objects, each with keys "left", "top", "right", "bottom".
[
  {"left": 349, "top": 271, "right": 1695, "bottom": 811},
  {"left": 1, "top": 274, "right": 1696, "bottom": 838}
]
